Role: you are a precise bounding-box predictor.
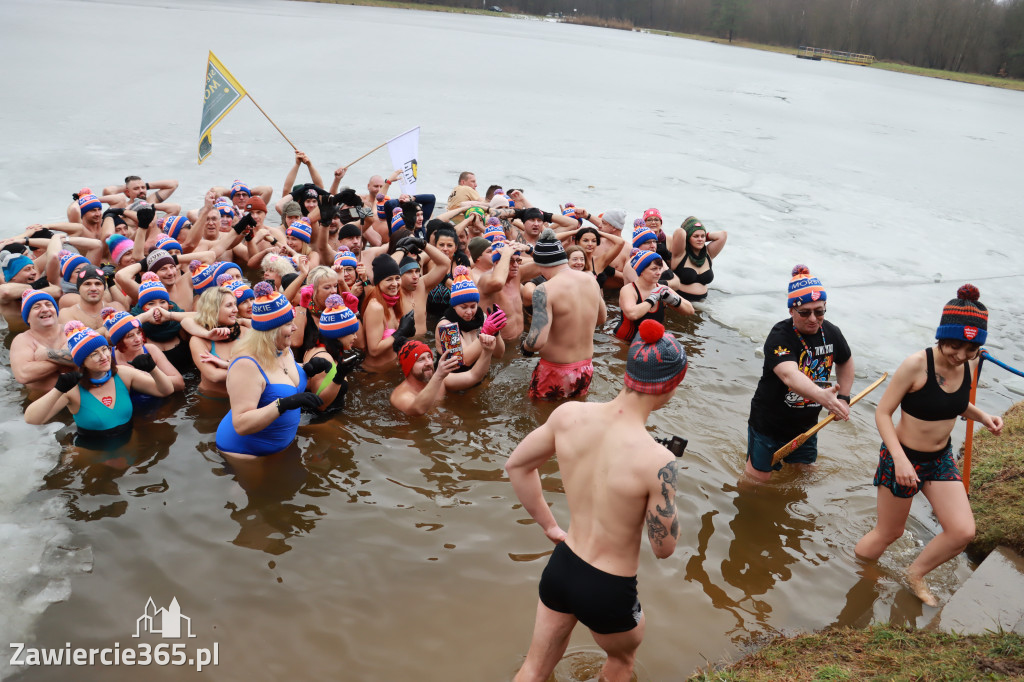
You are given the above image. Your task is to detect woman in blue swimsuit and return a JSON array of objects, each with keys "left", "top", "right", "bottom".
[
  {"left": 216, "top": 282, "right": 324, "bottom": 460},
  {"left": 24, "top": 321, "right": 174, "bottom": 446},
  {"left": 855, "top": 285, "right": 1003, "bottom": 606}
]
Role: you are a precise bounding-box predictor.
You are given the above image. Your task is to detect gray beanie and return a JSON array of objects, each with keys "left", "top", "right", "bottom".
[
  {"left": 625, "top": 320, "right": 687, "bottom": 394},
  {"left": 533, "top": 228, "right": 567, "bottom": 267}
]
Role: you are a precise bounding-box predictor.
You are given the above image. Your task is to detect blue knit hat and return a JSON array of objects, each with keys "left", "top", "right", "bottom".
[
  {"left": 102, "top": 307, "right": 140, "bottom": 346},
  {"left": 787, "top": 265, "right": 826, "bottom": 309},
  {"left": 59, "top": 250, "right": 90, "bottom": 282},
  {"left": 190, "top": 260, "right": 218, "bottom": 295},
  {"left": 20, "top": 289, "right": 57, "bottom": 324},
  {"left": 137, "top": 272, "right": 170, "bottom": 307},
  {"left": 224, "top": 279, "right": 254, "bottom": 305},
  {"left": 630, "top": 249, "right": 661, "bottom": 276},
  {"left": 625, "top": 320, "right": 687, "bottom": 395},
  {"left": 449, "top": 267, "right": 479, "bottom": 306},
  {"left": 390, "top": 207, "right": 406, "bottom": 234},
  {"left": 162, "top": 215, "right": 190, "bottom": 240},
  {"left": 287, "top": 220, "right": 312, "bottom": 244},
  {"left": 64, "top": 321, "right": 107, "bottom": 367},
  {"left": 77, "top": 193, "right": 102, "bottom": 215},
  {"left": 154, "top": 234, "right": 182, "bottom": 254},
  {"left": 213, "top": 261, "right": 242, "bottom": 283},
  {"left": 318, "top": 294, "right": 359, "bottom": 338},
  {"left": 334, "top": 250, "right": 358, "bottom": 269},
  {"left": 251, "top": 281, "right": 295, "bottom": 331},
  {"left": 229, "top": 180, "right": 251, "bottom": 197},
  {"left": 2, "top": 253, "right": 34, "bottom": 282},
  {"left": 632, "top": 228, "right": 657, "bottom": 249}
]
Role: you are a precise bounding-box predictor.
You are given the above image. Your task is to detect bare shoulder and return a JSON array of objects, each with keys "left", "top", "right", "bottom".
[{"left": 545, "top": 400, "right": 589, "bottom": 428}]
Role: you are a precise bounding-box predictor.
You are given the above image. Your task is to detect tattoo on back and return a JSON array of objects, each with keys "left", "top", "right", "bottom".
[{"left": 524, "top": 284, "right": 549, "bottom": 348}]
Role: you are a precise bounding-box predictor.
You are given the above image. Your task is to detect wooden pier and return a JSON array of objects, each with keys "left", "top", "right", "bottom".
[{"left": 796, "top": 46, "right": 875, "bottom": 66}]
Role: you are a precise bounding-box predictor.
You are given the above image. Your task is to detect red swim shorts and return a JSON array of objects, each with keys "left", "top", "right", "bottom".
[{"left": 529, "top": 357, "right": 594, "bottom": 401}]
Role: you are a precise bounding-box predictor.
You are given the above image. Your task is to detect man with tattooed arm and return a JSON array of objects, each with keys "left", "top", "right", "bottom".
[
  {"left": 505, "top": 319, "right": 688, "bottom": 682},
  {"left": 520, "top": 229, "right": 605, "bottom": 400}
]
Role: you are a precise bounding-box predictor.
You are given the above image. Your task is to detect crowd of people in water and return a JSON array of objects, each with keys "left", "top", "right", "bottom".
[{"left": 0, "top": 151, "right": 1004, "bottom": 682}]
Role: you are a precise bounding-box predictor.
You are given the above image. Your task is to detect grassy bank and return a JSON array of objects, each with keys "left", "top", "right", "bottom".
[
  {"left": 688, "top": 625, "right": 1024, "bottom": 681},
  {"left": 967, "top": 400, "right": 1024, "bottom": 560},
  {"left": 301, "top": 0, "right": 1024, "bottom": 92}
]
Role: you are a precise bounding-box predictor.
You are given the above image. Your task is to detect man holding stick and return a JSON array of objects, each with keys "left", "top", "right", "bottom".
[{"left": 745, "top": 265, "right": 854, "bottom": 482}]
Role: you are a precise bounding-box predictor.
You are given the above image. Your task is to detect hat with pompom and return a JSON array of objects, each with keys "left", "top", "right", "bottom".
[
  {"left": 223, "top": 278, "right": 254, "bottom": 305},
  {"left": 287, "top": 220, "right": 312, "bottom": 244},
  {"left": 190, "top": 260, "right": 218, "bottom": 295},
  {"left": 213, "top": 261, "right": 242, "bottom": 283},
  {"left": 107, "top": 234, "right": 134, "bottom": 265},
  {"left": 398, "top": 339, "right": 432, "bottom": 378},
  {"left": 449, "top": 266, "right": 479, "bottom": 306},
  {"left": 230, "top": 180, "right": 251, "bottom": 197},
  {"left": 65, "top": 321, "right": 107, "bottom": 367},
  {"left": 936, "top": 284, "right": 988, "bottom": 345},
  {"left": 483, "top": 218, "right": 504, "bottom": 242},
  {"left": 334, "top": 250, "right": 358, "bottom": 269},
  {"left": 318, "top": 294, "right": 360, "bottom": 339},
  {"left": 787, "top": 265, "right": 826, "bottom": 309},
  {"left": 59, "top": 250, "right": 90, "bottom": 282},
  {"left": 162, "top": 215, "right": 190, "bottom": 240},
  {"left": 625, "top": 320, "right": 687, "bottom": 395},
  {"left": 153, "top": 234, "right": 182, "bottom": 255},
  {"left": 390, "top": 207, "right": 406, "bottom": 234},
  {"left": 251, "top": 281, "right": 294, "bottom": 331},
  {"left": 632, "top": 227, "right": 657, "bottom": 249},
  {"left": 21, "top": 289, "right": 57, "bottom": 324},
  {"left": 533, "top": 228, "right": 567, "bottom": 267},
  {"left": 77, "top": 192, "right": 102, "bottom": 215},
  {"left": 137, "top": 271, "right": 170, "bottom": 307},
  {"left": 102, "top": 307, "right": 140, "bottom": 346}
]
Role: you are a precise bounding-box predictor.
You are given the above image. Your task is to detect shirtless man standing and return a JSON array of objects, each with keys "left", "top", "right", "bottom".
[
  {"left": 10, "top": 290, "right": 76, "bottom": 396},
  {"left": 505, "top": 319, "right": 687, "bottom": 682},
  {"left": 521, "top": 229, "right": 607, "bottom": 400},
  {"left": 477, "top": 241, "right": 529, "bottom": 343}
]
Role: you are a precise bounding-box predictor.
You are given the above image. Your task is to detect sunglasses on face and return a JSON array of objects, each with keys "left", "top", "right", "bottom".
[{"left": 795, "top": 307, "right": 826, "bottom": 318}]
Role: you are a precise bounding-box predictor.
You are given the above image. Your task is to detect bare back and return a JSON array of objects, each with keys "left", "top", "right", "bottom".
[
  {"left": 548, "top": 401, "right": 675, "bottom": 576},
  {"left": 535, "top": 268, "right": 604, "bottom": 364}
]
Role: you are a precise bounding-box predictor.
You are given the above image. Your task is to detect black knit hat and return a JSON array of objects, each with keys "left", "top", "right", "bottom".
[
  {"left": 625, "top": 320, "right": 687, "bottom": 394},
  {"left": 371, "top": 253, "right": 400, "bottom": 284},
  {"left": 75, "top": 264, "right": 106, "bottom": 290},
  {"left": 533, "top": 228, "right": 567, "bottom": 267},
  {"left": 936, "top": 284, "right": 988, "bottom": 345},
  {"left": 338, "top": 223, "right": 362, "bottom": 240}
]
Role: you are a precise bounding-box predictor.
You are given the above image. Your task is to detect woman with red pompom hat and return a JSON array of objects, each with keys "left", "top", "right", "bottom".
[{"left": 855, "top": 284, "right": 1004, "bottom": 607}]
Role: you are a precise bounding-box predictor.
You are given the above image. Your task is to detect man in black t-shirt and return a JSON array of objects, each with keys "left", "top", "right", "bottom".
[{"left": 746, "top": 266, "right": 854, "bottom": 481}]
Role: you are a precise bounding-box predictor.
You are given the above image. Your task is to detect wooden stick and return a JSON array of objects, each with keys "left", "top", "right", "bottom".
[
  {"left": 771, "top": 373, "right": 889, "bottom": 465},
  {"left": 245, "top": 94, "right": 296, "bottom": 150},
  {"left": 961, "top": 356, "right": 984, "bottom": 494},
  {"left": 343, "top": 141, "right": 389, "bottom": 170}
]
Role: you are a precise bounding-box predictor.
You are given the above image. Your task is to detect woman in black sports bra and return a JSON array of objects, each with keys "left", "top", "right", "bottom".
[
  {"left": 855, "top": 285, "right": 1003, "bottom": 607},
  {"left": 668, "top": 217, "right": 728, "bottom": 302}
]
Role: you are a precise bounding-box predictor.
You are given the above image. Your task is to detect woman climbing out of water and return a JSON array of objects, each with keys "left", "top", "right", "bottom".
[
  {"left": 614, "top": 250, "right": 694, "bottom": 343},
  {"left": 24, "top": 321, "right": 174, "bottom": 448},
  {"left": 854, "top": 285, "right": 1003, "bottom": 606},
  {"left": 667, "top": 216, "right": 727, "bottom": 302},
  {"left": 215, "top": 282, "right": 323, "bottom": 460}
]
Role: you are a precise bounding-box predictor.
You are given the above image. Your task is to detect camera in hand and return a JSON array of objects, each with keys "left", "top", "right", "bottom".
[
  {"left": 655, "top": 435, "right": 688, "bottom": 458},
  {"left": 338, "top": 349, "right": 363, "bottom": 373}
]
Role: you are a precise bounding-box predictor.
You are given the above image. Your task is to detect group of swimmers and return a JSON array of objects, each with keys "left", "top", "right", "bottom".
[{"left": 0, "top": 152, "right": 1005, "bottom": 681}]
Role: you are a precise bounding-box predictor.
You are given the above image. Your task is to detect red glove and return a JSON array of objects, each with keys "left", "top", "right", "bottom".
[
  {"left": 481, "top": 306, "right": 507, "bottom": 336},
  {"left": 341, "top": 291, "right": 360, "bottom": 313}
]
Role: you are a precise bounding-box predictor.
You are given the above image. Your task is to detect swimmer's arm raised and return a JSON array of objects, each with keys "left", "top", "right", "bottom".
[
  {"left": 505, "top": 414, "right": 566, "bottom": 544},
  {"left": 645, "top": 458, "right": 679, "bottom": 559},
  {"left": 522, "top": 284, "right": 550, "bottom": 353}
]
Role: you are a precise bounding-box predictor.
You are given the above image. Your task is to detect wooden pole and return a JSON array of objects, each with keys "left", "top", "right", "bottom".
[
  {"left": 246, "top": 94, "right": 296, "bottom": 150},
  {"left": 961, "top": 356, "right": 984, "bottom": 494},
  {"left": 342, "top": 140, "right": 390, "bottom": 170}
]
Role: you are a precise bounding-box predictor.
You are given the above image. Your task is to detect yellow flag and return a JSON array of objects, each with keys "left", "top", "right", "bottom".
[{"left": 198, "top": 52, "right": 247, "bottom": 164}]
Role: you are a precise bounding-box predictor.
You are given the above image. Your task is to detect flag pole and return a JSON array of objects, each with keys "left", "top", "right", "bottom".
[
  {"left": 245, "top": 94, "right": 296, "bottom": 150},
  {"left": 343, "top": 141, "right": 389, "bottom": 170}
]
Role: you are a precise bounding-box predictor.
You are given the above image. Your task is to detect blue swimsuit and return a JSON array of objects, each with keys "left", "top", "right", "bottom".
[{"left": 215, "top": 356, "right": 306, "bottom": 457}]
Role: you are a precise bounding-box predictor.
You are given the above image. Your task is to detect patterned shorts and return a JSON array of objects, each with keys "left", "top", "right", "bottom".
[{"left": 872, "top": 441, "right": 961, "bottom": 499}]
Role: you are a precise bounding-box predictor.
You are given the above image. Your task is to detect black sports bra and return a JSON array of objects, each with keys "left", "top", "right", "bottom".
[
  {"left": 675, "top": 254, "right": 713, "bottom": 286},
  {"left": 900, "top": 347, "right": 971, "bottom": 421}
]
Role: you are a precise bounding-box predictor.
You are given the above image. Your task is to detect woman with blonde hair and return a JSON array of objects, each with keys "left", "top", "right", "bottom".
[
  {"left": 216, "top": 282, "right": 325, "bottom": 460},
  {"left": 188, "top": 285, "right": 249, "bottom": 397}
]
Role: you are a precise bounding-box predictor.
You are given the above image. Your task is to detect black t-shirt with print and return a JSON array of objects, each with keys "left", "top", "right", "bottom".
[{"left": 748, "top": 319, "right": 852, "bottom": 441}]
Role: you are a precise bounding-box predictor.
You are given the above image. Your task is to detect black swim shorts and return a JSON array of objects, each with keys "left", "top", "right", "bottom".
[{"left": 538, "top": 542, "right": 641, "bottom": 635}]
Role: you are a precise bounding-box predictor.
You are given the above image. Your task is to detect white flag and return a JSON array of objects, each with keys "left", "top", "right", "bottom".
[{"left": 387, "top": 126, "right": 420, "bottom": 194}]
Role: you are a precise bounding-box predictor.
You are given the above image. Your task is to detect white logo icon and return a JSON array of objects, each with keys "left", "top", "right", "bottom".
[{"left": 133, "top": 597, "right": 196, "bottom": 639}]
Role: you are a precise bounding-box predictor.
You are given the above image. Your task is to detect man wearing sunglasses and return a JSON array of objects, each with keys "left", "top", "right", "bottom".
[{"left": 745, "top": 265, "right": 854, "bottom": 481}]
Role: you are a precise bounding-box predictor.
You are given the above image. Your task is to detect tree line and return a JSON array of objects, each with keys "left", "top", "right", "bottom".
[{"left": 434, "top": 0, "right": 1024, "bottom": 78}]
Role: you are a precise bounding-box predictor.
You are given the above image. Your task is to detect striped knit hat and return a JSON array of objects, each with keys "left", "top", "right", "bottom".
[
  {"left": 630, "top": 249, "right": 662, "bottom": 276},
  {"left": 483, "top": 218, "right": 504, "bottom": 242},
  {"left": 224, "top": 279, "right": 254, "bottom": 305},
  {"left": 449, "top": 266, "right": 480, "bottom": 306},
  {"left": 190, "top": 260, "right": 218, "bottom": 295},
  {"left": 137, "top": 272, "right": 170, "bottom": 307},
  {"left": 77, "top": 192, "right": 102, "bottom": 215},
  {"left": 107, "top": 234, "right": 134, "bottom": 265},
  {"left": 154, "top": 234, "right": 182, "bottom": 254},
  {"left": 251, "top": 281, "right": 294, "bottom": 331},
  {"left": 533, "top": 228, "right": 567, "bottom": 267},
  {"left": 59, "top": 250, "right": 90, "bottom": 282},
  {"left": 287, "top": 220, "right": 312, "bottom": 244},
  {"left": 21, "top": 289, "right": 57, "bottom": 324},
  {"left": 230, "top": 180, "right": 251, "bottom": 197},
  {"left": 632, "top": 227, "right": 657, "bottom": 249},
  {"left": 787, "top": 265, "right": 826, "bottom": 309},
  {"left": 936, "top": 284, "right": 988, "bottom": 345},
  {"left": 65, "top": 321, "right": 107, "bottom": 367},
  {"left": 625, "top": 320, "right": 687, "bottom": 395},
  {"left": 146, "top": 248, "right": 175, "bottom": 274},
  {"left": 318, "top": 294, "right": 360, "bottom": 339},
  {"left": 102, "top": 307, "right": 140, "bottom": 346},
  {"left": 213, "top": 261, "right": 243, "bottom": 283},
  {"left": 390, "top": 207, "right": 406, "bottom": 234},
  {"left": 215, "top": 198, "right": 235, "bottom": 217},
  {"left": 334, "top": 250, "right": 358, "bottom": 269},
  {"left": 162, "top": 215, "right": 190, "bottom": 240}
]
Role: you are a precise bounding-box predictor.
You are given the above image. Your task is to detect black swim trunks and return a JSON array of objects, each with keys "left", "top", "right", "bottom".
[{"left": 538, "top": 542, "right": 641, "bottom": 634}]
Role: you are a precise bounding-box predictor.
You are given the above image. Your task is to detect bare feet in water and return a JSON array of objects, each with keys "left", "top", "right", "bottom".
[{"left": 907, "top": 570, "right": 939, "bottom": 607}]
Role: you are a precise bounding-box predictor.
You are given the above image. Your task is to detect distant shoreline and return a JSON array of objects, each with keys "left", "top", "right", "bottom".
[{"left": 299, "top": 0, "right": 1024, "bottom": 93}]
